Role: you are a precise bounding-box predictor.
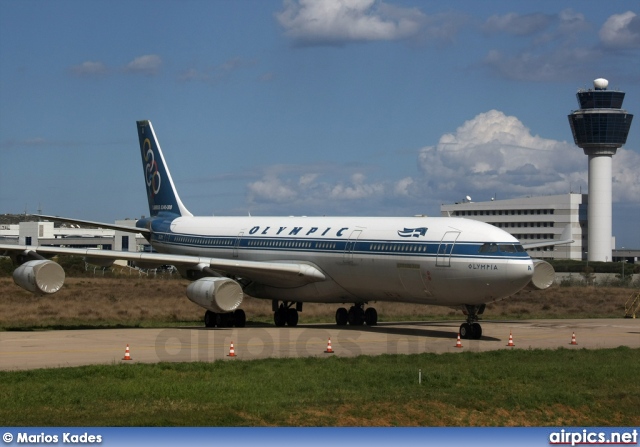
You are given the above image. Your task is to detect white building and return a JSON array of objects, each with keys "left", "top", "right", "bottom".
[
  {"left": 0, "top": 219, "right": 146, "bottom": 254},
  {"left": 441, "top": 194, "right": 588, "bottom": 260}
]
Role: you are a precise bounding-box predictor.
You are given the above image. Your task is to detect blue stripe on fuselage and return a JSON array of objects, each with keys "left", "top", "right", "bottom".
[{"left": 147, "top": 229, "right": 529, "bottom": 260}]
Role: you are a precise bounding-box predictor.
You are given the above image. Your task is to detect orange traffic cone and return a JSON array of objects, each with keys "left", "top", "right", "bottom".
[
  {"left": 227, "top": 341, "right": 236, "bottom": 357},
  {"left": 122, "top": 344, "right": 132, "bottom": 361},
  {"left": 570, "top": 332, "right": 578, "bottom": 345},
  {"left": 507, "top": 331, "right": 515, "bottom": 347},
  {"left": 455, "top": 333, "right": 463, "bottom": 348},
  {"left": 324, "top": 337, "right": 334, "bottom": 354}
]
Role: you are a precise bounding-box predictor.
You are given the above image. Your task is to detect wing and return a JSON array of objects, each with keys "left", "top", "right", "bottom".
[
  {"left": 521, "top": 223, "right": 574, "bottom": 250},
  {"left": 0, "top": 244, "right": 325, "bottom": 288}
]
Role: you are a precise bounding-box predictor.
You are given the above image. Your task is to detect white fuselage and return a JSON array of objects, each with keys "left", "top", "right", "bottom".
[{"left": 146, "top": 215, "right": 534, "bottom": 307}]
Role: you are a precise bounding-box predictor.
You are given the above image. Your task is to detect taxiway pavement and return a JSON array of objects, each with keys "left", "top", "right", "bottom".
[{"left": 1, "top": 319, "right": 639, "bottom": 371}]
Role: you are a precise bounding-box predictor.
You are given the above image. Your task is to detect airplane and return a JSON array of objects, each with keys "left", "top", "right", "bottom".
[{"left": 1, "top": 120, "right": 561, "bottom": 339}]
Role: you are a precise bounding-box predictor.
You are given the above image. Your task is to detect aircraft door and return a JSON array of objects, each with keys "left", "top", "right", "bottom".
[
  {"left": 233, "top": 231, "right": 244, "bottom": 258},
  {"left": 436, "top": 231, "right": 460, "bottom": 267},
  {"left": 343, "top": 230, "right": 362, "bottom": 264}
]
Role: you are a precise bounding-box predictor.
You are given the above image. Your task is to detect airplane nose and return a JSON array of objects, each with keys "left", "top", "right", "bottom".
[{"left": 506, "top": 259, "right": 535, "bottom": 290}]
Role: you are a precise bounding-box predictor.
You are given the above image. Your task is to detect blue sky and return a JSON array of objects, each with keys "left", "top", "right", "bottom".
[{"left": 1, "top": 0, "right": 638, "bottom": 247}]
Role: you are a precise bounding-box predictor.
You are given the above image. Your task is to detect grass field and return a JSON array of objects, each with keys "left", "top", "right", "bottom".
[
  {"left": 1, "top": 276, "right": 638, "bottom": 330},
  {"left": 0, "top": 348, "right": 638, "bottom": 426},
  {"left": 1, "top": 275, "right": 639, "bottom": 427}
]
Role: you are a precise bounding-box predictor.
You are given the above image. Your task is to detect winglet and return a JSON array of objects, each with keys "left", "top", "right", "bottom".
[{"left": 136, "top": 120, "right": 192, "bottom": 217}]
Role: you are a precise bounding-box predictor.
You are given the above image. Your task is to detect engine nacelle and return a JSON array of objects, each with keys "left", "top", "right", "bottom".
[
  {"left": 186, "top": 277, "right": 244, "bottom": 313},
  {"left": 13, "top": 260, "right": 65, "bottom": 295},
  {"left": 526, "top": 259, "right": 555, "bottom": 290}
]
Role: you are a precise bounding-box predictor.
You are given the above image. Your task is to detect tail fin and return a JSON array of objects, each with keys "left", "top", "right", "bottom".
[{"left": 136, "top": 120, "right": 192, "bottom": 217}]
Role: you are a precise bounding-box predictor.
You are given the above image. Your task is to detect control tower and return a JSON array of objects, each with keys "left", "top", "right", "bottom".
[{"left": 568, "top": 78, "right": 633, "bottom": 262}]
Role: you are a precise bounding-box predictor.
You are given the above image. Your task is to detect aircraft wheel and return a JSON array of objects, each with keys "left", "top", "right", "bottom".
[
  {"left": 204, "top": 310, "right": 216, "bottom": 328},
  {"left": 217, "top": 313, "right": 234, "bottom": 328},
  {"left": 335, "top": 307, "right": 348, "bottom": 326},
  {"left": 364, "top": 307, "right": 378, "bottom": 326},
  {"left": 459, "top": 322, "right": 472, "bottom": 339},
  {"left": 348, "top": 306, "right": 365, "bottom": 326},
  {"left": 286, "top": 308, "right": 299, "bottom": 327},
  {"left": 274, "top": 308, "right": 287, "bottom": 327},
  {"left": 233, "top": 309, "right": 246, "bottom": 328},
  {"left": 471, "top": 322, "right": 482, "bottom": 339}
]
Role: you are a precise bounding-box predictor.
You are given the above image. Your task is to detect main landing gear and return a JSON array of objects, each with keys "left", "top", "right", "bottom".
[
  {"left": 459, "top": 304, "right": 485, "bottom": 340},
  {"left": 204, "top": 309, "right": 246, "bottom": 328},
  {"left": 273, "top": 301, "right": 302, "bottom": 327},
  {"left": 335, "top": 303, "right": 377, "bottom": 326}
]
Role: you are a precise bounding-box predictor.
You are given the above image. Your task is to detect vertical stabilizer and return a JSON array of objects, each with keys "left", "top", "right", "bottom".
[{"left": 136, "top": 120, "right": 192, "bottom": 217}]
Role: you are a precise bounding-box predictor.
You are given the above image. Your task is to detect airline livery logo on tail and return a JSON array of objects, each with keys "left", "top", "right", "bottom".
[{"left": 143, "top": 138, "right": 161, "bottom": 197}]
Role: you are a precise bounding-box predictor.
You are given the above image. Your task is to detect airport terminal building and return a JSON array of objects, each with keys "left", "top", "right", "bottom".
[
  {"left": 441, "top": 194, "right": 588, "bottom": 261},
  {"left": 0, "top": 219, "right": 148, "bottom": 267},
  {"left": 441, "top": 193, "right": 638, "bottom": 263}
]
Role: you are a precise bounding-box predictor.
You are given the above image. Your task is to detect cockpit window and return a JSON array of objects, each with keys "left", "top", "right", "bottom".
[
  {"left": 480, "top": 243, "right": 525, "bottom": 253},
  {"left": 479, "top": 243, "right": 499, "bottom": 253}
]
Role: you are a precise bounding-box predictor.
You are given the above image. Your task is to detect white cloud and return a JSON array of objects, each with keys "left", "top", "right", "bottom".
[
  {"left": 612, "top": 148, "right": 640, "bottom": 202},
  {"left": 599, "top": 11, "right": 640, "bottom": 49},
  {"left": 417, "top": 110, "right": 586, "bottom": 200},
  {"left": 416, "top": 110, "right": 640, "bottom": 204},
  {"left": 178, "top": 57, "right": 255, "bottom": 84},
  {"left": 276, "top": 0, "right": 425, "bottom": 46},
  {"left": 299, "top": 173, "right": 318, "bottom": 186},
  {"left": 243, "top": 110, "right": 640, "bottom": 215},
  {"left": 247, "top": 175, "right": 298, "bottom": 203},
  {"left": 483, "top": 12, "right": 553, "bottom": 36},
  {"left": 394, "top": 177, "right": 414, "bottom": 196},
  {"left": 330, "top": 173, "right": 385, "bottom": 199},
  {"left": 69, "top": 61, "right": 107, "bottom": 77},
  {"left": 480, "top": 9, "right": 601, "bottom": 81},
  {"left": 124, "top": 55, "right": 162, "bottom": 76}
]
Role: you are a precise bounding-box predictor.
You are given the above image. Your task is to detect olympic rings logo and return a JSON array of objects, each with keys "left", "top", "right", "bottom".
[{"left": 143, "top": 139, "right": 161, "bottom": 196}]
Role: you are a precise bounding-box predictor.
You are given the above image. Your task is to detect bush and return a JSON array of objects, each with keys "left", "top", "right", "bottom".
[
  {"left": 548, "top": 259, "right": 639, "bottom": 274},
  {"left": 0, "top": 257, "right": 14, "bottom": 277}
]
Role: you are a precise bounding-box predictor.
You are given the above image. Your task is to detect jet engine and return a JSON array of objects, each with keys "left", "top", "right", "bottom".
[
  {"left": 186, "top": 277, "right": 244, "bottom": 313},
  {"left": 13, "top": 260, "right": 65, "bottom": 295},
  {"left": 527, "top": 259, "right": 555, "bottom": 290}
]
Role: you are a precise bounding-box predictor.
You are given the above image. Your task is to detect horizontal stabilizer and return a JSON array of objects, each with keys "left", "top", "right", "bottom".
[
  {"left": 31, "top": 214, "right": 150, "bottom": 236},
  {"left": 521, "top": 224, "right": 573, "bottom": 250}
]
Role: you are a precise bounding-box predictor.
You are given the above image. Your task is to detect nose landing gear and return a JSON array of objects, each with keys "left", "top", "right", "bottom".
[{"left": 459, "top": 304, "right": 485, "bottom": 339}]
